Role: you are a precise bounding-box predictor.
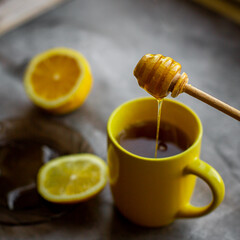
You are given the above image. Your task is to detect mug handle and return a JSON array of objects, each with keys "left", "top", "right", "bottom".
[{"left": 177, "top": 158, "right": 225, "bottom": 218}]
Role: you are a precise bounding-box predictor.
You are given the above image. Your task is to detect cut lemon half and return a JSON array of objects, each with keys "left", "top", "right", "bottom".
[
  {"left": 37, "top": 154, "right": 108, "bottom": 203},
  {"left": 24, "top": 47, "right": 93, "bottom": 114}
]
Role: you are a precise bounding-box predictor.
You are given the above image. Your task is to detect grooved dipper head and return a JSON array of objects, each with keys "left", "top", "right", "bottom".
[{"left": 133, "top": 54, "right": 188, "bottom": 99}]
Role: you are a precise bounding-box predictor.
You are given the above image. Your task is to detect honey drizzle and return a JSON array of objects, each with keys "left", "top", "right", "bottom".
[{"left": 154, "top": 99, "right": 163, "bottom": 158}]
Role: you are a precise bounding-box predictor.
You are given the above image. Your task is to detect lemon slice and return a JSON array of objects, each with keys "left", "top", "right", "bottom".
[
  {"left": 37, "top": 154, "right": 108, "bottom": 203},
  {"left": 24, "top": 47, "right": 93, "bottom": 114}
]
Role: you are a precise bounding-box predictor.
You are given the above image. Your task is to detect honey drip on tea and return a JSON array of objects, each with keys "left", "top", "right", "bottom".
[{"left": 155, "top": 99, "right": 163, "bottom": 158}]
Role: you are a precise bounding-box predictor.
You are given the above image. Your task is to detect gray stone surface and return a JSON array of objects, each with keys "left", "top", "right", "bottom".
[{"left": 0, "top": 0, "right": 239, "bottom": 239}]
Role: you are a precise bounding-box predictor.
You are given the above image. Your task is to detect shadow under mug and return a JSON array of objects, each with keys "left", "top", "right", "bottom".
[{"left": 107, "top": 97, "right": 225, "bottom": 227}]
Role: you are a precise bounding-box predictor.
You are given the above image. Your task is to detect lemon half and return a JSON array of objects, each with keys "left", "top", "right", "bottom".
[
  {"left": 37, "top": 154, "right": 108, "bottom": 203},
  {"left": 24, "top": 47, "right": 93, "bottom": 114}
]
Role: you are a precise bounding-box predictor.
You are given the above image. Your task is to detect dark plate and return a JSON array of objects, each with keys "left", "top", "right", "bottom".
[{"left": 0, "top": 118, "right": 93, "bottom": 226}]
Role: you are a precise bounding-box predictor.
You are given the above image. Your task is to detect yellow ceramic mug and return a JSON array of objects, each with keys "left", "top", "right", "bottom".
[{"left": 107, "top": 97, "right": 225, "bottom": 227}]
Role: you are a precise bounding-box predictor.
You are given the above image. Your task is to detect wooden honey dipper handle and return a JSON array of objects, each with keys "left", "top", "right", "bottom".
[
  {"left": 184, "top": 84, "right": 240, "bottom": 121},
  {"left": 134, "top": 54, "right": 240, "bottom": 121}
]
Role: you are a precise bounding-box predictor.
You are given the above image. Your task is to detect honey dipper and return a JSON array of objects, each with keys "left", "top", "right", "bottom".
[{"left": 134, "top": 54, "right": 240, "bottom": 121}]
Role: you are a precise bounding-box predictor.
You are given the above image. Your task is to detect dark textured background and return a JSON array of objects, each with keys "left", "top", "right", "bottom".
[{"left": 0, "top": 0, "right": 239, "bottom": 239}]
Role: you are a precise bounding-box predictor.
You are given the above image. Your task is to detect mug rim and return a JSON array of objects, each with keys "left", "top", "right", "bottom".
[{"left": 107, "top": 97, "right": 203, "bottom": 161}]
